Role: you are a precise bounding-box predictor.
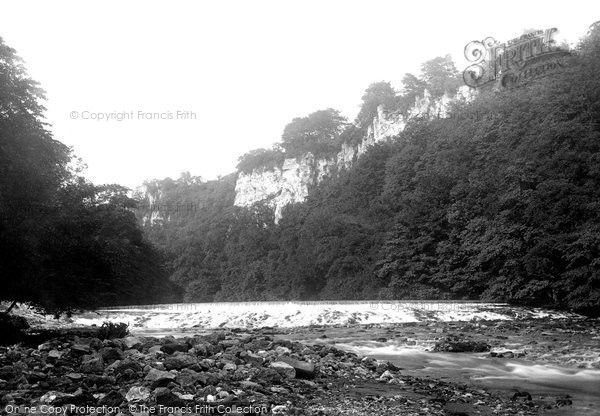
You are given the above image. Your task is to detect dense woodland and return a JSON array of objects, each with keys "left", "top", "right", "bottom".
[
  {"left": 0, "top": 37, "right": 175, "bottom": 315},
  {"left": 140, "top": 28, "right": 600, "bottom": 316},
  {"left": 2, "top": 28, "right": 599, "bottom": 317}
]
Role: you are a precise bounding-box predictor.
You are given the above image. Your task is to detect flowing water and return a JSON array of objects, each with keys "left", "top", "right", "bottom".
[
  {"left": 59, "top": 301, "right": 600, "bottom": 415},
  {"left": 338, "top": 341, "right": 600, "bottom": 415}
]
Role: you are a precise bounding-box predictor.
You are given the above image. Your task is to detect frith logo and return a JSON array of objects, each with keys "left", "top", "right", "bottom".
[{"left": 463, "top": 28, "right": 570, "bottom": 88}]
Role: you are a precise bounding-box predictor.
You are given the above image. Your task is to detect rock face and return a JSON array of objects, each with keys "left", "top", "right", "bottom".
[
  {"left": 136, "top": 87, "right": 475, "bottom": 225},
  {"left": 234, "top": 87, "right": 475, "bottom": 222}
]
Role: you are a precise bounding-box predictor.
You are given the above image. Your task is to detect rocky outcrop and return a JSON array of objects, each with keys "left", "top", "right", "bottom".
[
  {"left": 234, "top": 87, "right": 475, "bottom": 222},
  {"left": 136, "top": 87, "right": 476, "bottom": 224}
]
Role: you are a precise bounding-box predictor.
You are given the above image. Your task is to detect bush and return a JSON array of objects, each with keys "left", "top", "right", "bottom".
[{"left": 97, "top": 321, "right": 129, "bottom": 340}]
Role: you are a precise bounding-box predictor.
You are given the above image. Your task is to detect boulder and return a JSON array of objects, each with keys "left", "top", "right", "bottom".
[
  {"left": 153, "top": 387, "right": 186, "bottom": 407},
  {"left": 175, "top": 368, "right": 203, "bottom": 387},
  {"left": 161, "top": 342, "right": 188, "bottom": 355},
  {"left": 269, "top": 361, "right": 296, "bottom": 378},
  {"left": 275, "top": 356, "right": 315, "bottom": 379},
  {"left": 243, "top": 352, "right": 265, "bottom": 367},
  {"left": 144, "top": 368, "right": 176, "bottom": 383},
  {"left": 113, "top": 359, "right": 142, "bottom": 375},
  {"left": 163, "top": 353, "right": 198, "bottom": 370},
  {"left": 98, "top": 390, "right": 124, "bottom": 407},
  {"left": 70, "top": 343, "right": 91, "bottom": 356},
  {"left": 81, "top": 354, "right": 104, "bottom": 373},
  {"left": 100, "top": 347, "right": 123, "bottom": 364},
  {"left": 125, "top": 386, "right": 150, "bottom": 402},
  {"left": 123, "top": 336, "right": 143, "bottom": 350}
]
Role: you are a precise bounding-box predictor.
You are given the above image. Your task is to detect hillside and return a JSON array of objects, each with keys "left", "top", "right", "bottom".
[{"left": 136, "top": 28, "right": 600, "bottom": 315}]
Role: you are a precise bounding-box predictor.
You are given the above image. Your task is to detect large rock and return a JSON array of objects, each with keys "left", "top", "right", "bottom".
[
  {"left": 70, "top": 342, "right": 91, "bottom": 356},
  {"left": 161, "top": 342, "right": 188, "bottom": 355},
  {"left": 153, "top": 387, "right": 186, "bottom": 407},
  {"left": 144, "top": 368, "right": 176, "bottom": 383},
  {"left": 163, "top": 353, "right": 198, "bottom": 370},
  {"left": 125, "top": 386, "right": 150, "bottom": 402},
  {"left": 100, "top": 347, "right": 123, "bottom": 364},
  {"left": 175, "top": 368, "right": 203, "bottom": 387},
  {"left": 113, "top": 359, "right": 143, "bottom": 375},
  {"left": 98, "top": 390, "right": 124, "bottom": 407},
  {"left": 122, "top": 336, "right": 143, "bottom": 350},
  {"left": 269, "top": 361, "right": 296, "bottom": 379},
  {"left": 243, "top": 352, "right": 265, "bottom": 367},
  {"left": 275, "top": 356, "right": 315, "bottom": 379},
  {"left": 81, "top": 354, "right": 104, "bottom": 373}
]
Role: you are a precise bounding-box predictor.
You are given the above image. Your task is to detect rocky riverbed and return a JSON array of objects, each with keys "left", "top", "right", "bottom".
[{"left": 0, "top": 329, "right": 554, "bottom": 416}]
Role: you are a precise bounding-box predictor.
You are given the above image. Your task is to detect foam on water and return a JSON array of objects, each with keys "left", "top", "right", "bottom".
[{"left": 68, "top": 301, "right": 575, "bottom": 330}]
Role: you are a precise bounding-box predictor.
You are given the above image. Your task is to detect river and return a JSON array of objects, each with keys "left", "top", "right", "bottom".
[{"left": 58, "top": 301, "right": 600, "bottom": 415}]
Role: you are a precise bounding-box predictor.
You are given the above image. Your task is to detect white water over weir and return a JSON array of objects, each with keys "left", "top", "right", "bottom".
[{"left": 74, "top": 301, "right": 574, "bottom": 330}]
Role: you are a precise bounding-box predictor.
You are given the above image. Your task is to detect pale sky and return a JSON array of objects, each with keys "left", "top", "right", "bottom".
[{"left": 1, "top": 0, "right": 598, "bottom": 188}]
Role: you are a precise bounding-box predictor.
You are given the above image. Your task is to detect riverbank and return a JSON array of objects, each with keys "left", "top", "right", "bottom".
[
  {"left": 1, "top": 329, "right": 547, "bottom": 416},
  {"left": 2, "top": 304, "right": 599, "bottom": 415}
]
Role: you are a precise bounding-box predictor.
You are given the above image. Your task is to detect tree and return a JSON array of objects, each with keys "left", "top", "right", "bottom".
[
  {"left": 0, "top": 36, "right": 171, "bottom": 316},
  {"left": 0, "top": 36, "right": 71, "bottom": 312},
  {"left": 355, "top": 81, "right": 397, "bottom": 126},
  {"left": 236, "top": 147, "right": 285, "bottom": 174},
  {"left": 420, "top": 55, "right": 461, "bottom": 98},
  {"left": 281, "top": 109, "right": 347, "bottom": 158}
]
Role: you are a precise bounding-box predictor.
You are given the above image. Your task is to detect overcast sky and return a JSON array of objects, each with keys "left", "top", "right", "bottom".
[{"left": 1, "top": 0, "right": 598, "bottom": 188}]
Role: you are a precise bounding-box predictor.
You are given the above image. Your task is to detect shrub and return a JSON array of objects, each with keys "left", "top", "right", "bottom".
[{"left": 97, "top": 321, "right": 129, "bottom": 339}]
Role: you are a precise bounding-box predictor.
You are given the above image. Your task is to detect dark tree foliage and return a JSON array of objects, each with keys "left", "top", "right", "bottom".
[
  {"left": 0, "top": 37, "right": 170, "bottom": 315},
  {"left": 138, "top": 173, "right": 237, "bottom": 302}
]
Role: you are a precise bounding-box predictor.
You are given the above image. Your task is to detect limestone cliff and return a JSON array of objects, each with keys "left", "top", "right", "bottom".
[{"left": 234, "top": 87, "right": 474, "bottom": 221}]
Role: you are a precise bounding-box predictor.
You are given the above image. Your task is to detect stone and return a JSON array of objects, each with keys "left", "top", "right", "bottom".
[
  {"left": 100, "top": 347, "right": 123, "bottom": 364},
  {"left": 123, "top": 336, "right": 143, "bottom": 350},
  {"left": 125, "top": 386, "right": 150, "bottom": 402},
  {"left": 81, "top": 354, "right": 104, "bottom": 373},
  {"left": 163, "top": 353, "right": 197, "bottom": 370},
  {"left": 238, "top": 380, "right": 262, "bottom": 390},
  {"left": 70, "top": 343, "right": 91, "bottom": 356},
  {"left": 270, "top": 361, "right": 296, "bottom": 378},
  {"left": 161, "top": 342, "right": 188, "bottom": 355},
  {"left": 433, "top": 340, "right": 490, "bottom": 353},
  {"left": 243, "top": 352, "right": 264, "bottom": 366},
  {"left": 39, "top": 391, "right": 71, "bottom": 405},
  {"left": 154, "top": 387, "right": 185, "bottom": 407},
  {"left": 223, "top": 363, "right": 237, "bottom": 371},
  {"left": 144, "top": 368, "right": 176, "bottom": 383},
  {"left": 113, "top": 359, "right": 142, "bottom": 375},
  {"left": 174, "top": 392, "right": 194, "bottom": 401},
  {"left": 98, "top": 390, "right": 124, "bottom": 407},
  {"left": 148, "top": 345, "right": 163, "bottom": 355},
  {"left": 48, "top": 350, "right": 62, "bottom": 359},
  {"left": 379, "top": 370, "right": 394, "bottom": 381},
  {"left": 511, "top": 391, "right": 532, "bottom": 402},
  {"left": 275, "top": 356, "right": 315, "bottom": 379},
  {"left": 175, "top": 368, "right": 202, "bottom": 387}
]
